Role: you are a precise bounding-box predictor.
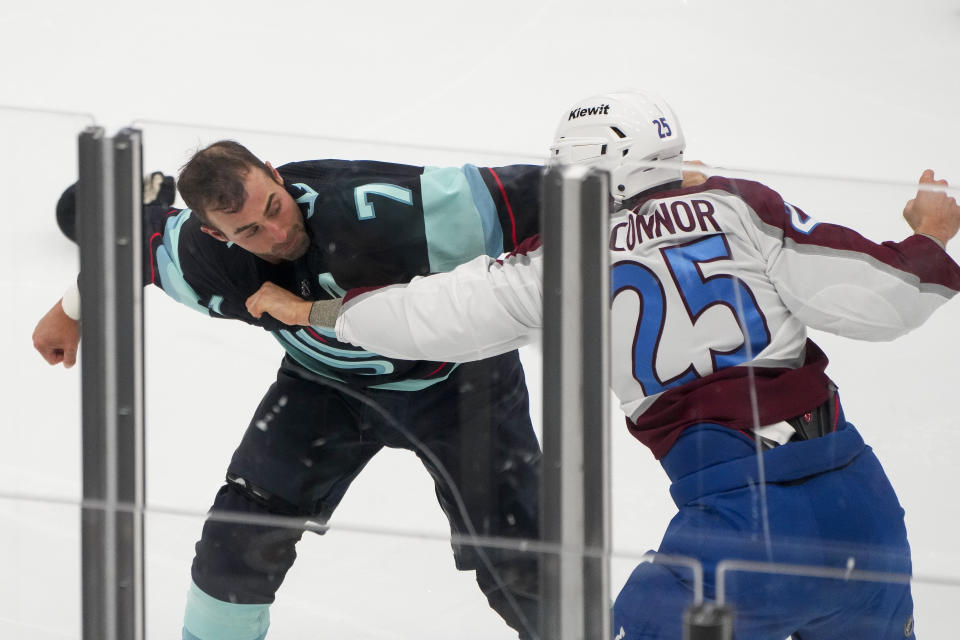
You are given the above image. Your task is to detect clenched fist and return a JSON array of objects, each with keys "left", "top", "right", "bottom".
[
  {"left": 33, "top": 299, "right": 80, "bottom": 368},
  {"left": 904, "top": 169, "right": 960, "bottom": 247},
  {"left": 245, "top": 281, "right": 312, "bottom": 326}
]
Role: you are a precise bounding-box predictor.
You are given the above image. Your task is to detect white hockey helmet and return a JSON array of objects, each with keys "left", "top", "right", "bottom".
[{"left": 549, "top": 90, "right": 685, "bottom": 202}]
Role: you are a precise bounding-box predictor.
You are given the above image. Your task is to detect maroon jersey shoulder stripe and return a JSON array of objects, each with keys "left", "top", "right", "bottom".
[
  {"left": 681, "top": 177, "right": 960, "bottom": 292},
  {"left": 343, "top": 284, "right": 390, "bottom": 305},
  {"left": 497, "top": 234, "right": 542, "bottom": 265}
]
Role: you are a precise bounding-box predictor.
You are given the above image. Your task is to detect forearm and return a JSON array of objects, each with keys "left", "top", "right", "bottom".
[{"left": 336, "top": 252, "right": 543, "bottom": 361}]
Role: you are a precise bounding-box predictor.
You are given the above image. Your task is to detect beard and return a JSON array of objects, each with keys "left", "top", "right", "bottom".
[{"left": 270, "top": 224, "right": 310, "bottom": 261}]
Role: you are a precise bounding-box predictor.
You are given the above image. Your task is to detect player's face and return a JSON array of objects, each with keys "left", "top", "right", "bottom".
[{"left": 201, "top": 163, "right": 310, "bottom": 263}]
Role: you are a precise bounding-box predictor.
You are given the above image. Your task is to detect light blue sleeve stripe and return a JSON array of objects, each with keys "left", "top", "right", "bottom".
[
  {"left": 317, "top": 272, "right": 347, "bottom": 297},
  {"left": 208, "top": 295, "right": 224, "bottom": 315},
  {"left": 290, "top": 328, "right": 380, "bottom": 359},
  {"left": 273, "top": 335, "right": 345, "bottom": 382},
  {"left": 421, "top": 166, "right": 487, "bottom": 273},
  {"left": 275, "top": 330, "right": 394, "bottom": 374},
  {"left": 462, "top": 164, "right": 504, "bottom": 256},
  {"left": 155, "top": 209, "right": 209, "bottom": 314},
  {"left": 272, "top": 333, "right": 459, "bottom": 390},
  {"left": 305, "top": 325, "right": 335, "bottom": 338},
  {"left": 182, "top": 580, "right": 269, "bottom": 640}
]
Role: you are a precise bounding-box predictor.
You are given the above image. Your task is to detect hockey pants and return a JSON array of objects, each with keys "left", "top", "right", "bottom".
[
  {"left": 613, "top": 419, "right": 915, "bottom": 640},
  {"left": 182, "top": 351, "right": 541, "bottom": 640}
]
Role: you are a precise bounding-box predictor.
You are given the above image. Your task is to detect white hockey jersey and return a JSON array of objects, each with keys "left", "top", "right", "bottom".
[{"left": 337, "top": 177, "right": 960, "bottom": 457}]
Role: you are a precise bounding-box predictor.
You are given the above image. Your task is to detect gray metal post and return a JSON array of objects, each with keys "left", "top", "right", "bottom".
[
  {"left": 78, "top": 127, "right": 146, "bottom": 640},
  {"left": 540, "top": 165, "right": 611, "bottom": 640}
]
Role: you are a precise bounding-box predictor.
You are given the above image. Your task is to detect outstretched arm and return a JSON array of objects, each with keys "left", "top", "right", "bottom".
[
  {"left": 754, "top": 170, "right": 960, "bottom": 341},
  {"left": 334, "top": 239, "right": 544, "bottom": 362},
  {"left": 251, "top": 238, "right": 545, "bottom": 362}
]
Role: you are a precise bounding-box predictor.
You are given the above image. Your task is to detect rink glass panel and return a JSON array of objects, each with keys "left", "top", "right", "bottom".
[
  {"left": 7, "top": 113, "right": 960, "bottom": 637},
  {"left": 0, "top": 107, "right": 94, "bottom": 638},
  {"left": 135, "top": 125, "right": 960, "bottom": 637}
]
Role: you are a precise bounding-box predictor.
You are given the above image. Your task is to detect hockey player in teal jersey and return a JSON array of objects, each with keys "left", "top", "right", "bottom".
[{"left": 33, "top": 141, "right": 544, "bottom": 640}]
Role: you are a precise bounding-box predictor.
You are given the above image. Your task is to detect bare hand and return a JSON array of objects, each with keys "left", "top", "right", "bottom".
[
  {"left": 903, "top": 169, "right": 960, "bottom": 247},
  {"left": 32, "top": 298, "right": 80, "bottom": 368},
  {"left": 682, "top": 160, "right": 709, "bottom": 188},
  {"left": 245, "top": 282, "right": 312, "bottom": 326}
]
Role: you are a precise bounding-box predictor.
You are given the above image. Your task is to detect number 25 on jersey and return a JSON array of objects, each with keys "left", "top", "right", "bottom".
[{"left": 611, "top": 234, "right": 771, "bottom": 395}]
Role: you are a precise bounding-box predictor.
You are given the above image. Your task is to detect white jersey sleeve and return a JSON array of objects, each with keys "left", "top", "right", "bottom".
[
  {"left": 336, "top": 237, "right": 544, "bottom": 362},
  {"left": 756, "top": 203, "right": 953, "bottom": 341}
]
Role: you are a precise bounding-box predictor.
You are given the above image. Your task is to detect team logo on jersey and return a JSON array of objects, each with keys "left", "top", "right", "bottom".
[
  {"left": 569, "top": 104, "right": 611, "bottom": 120},
  {"left": 293, "top": 183, "right": 319, "bottom": 219}
]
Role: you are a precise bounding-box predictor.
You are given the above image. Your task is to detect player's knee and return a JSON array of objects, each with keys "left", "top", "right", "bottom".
[{"left": 192, "top": 481, "right": 306, "bottom": 604}]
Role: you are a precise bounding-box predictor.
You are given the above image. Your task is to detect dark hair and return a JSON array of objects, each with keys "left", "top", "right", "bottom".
[{"left": 177, "top": 140, "right": 272, "bottom": 226}]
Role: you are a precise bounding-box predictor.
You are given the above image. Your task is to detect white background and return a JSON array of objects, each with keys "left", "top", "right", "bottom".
[{"left": 1, "top": 0, "right": 959, "bottom": 637}]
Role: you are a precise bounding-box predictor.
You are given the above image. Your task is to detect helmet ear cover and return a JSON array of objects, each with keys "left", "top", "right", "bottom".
[
  {"left": 550, "top": 136, "right": 611, "bottom": 165},
  {"left": 548, "top": 91, "right": 686, "bottom": 202}
]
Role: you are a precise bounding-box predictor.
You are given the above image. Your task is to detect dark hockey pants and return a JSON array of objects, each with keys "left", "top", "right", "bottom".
[{"left": 184, "top": 351, "right": 541, "bottom": 639}]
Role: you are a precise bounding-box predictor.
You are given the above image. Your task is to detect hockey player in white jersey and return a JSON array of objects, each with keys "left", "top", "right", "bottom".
[{"left": 266, "top": 91, "right": 960, "bottom": 639}]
